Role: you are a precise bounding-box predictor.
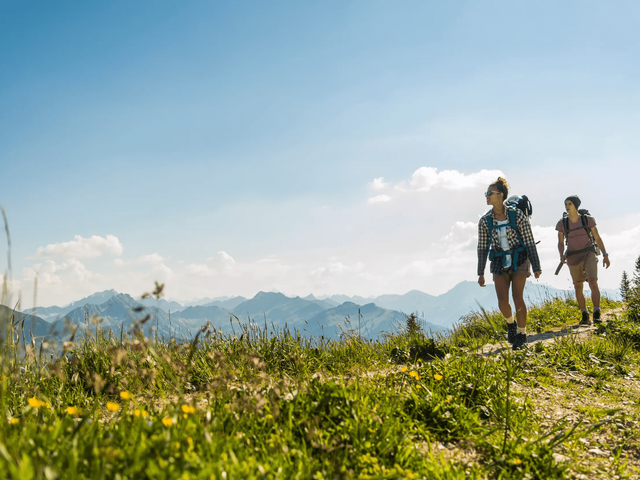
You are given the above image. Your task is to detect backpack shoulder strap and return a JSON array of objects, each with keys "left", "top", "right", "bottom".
[
  {"left": 484, "top": 210, "right": 494, "bottom": 231},
  {"left": 483, "top": 211, "right": 495, "bottom": 253},
  {"left": 508, "top": 208, "right": 525, "bottom": 246},
  {"left": 581, "top": 214, "right": 598, "bottom": 247},
  {"left": 580, "top": 213, "right": 590, "bottom": 229}
]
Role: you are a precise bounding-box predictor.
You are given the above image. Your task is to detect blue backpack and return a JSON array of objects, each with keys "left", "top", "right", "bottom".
[{"left": 485, "top": 195, "right": 532, "bottom": 268}]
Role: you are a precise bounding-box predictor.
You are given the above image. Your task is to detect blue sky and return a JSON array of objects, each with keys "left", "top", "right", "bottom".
[{"left": 1, "top": 1, "right": 639, "bottom": 306}]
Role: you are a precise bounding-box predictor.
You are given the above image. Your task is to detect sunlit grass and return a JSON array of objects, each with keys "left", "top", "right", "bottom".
[{"left": 1, "top": 275, "right": 636, "bottom": 478}]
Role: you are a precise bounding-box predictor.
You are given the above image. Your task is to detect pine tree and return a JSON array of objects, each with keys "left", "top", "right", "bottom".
[
  {"left": 627, "top": 254, "right": 640, "bottom": 322},
  {"left": 621, "top": 271, "right": 631, "bottom": 302}
]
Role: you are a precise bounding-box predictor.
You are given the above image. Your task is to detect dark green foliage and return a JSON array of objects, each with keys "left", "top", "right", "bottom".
[
  {"left": 405, "top": 313, "right": 422, "bottom": 336},
  {"left": 625, "top": 254, "right": 640, "bottom": 323},
  {"left": 621, "top": 270, "right": 631, "bottom": 302},
  {"left": 390, "top": 337, "right": 448, "bottom": 364}
]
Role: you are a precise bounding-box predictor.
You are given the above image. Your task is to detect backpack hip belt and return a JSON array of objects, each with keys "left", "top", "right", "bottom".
[
  {"left": 490, "top": 245, "right": 527, "bottom": 269},
  {"left": 566, "top": 245, "right": 597, "bottom": 257}
]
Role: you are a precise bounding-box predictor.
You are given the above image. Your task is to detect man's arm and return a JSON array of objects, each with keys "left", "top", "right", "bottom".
[
  {"left": 591, "top": 226, "right": 610, "bottom": 268},
  {"left": 557, "top": 231, "right": 566, "bottom": 263}
]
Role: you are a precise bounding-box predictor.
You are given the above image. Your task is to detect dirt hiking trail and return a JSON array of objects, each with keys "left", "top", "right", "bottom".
[{"left": 475, "top": 307, "right": 625, "bottom": 357}]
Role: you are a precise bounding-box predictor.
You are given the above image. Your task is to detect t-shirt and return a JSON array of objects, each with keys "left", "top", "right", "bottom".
[
  {"left": 496, "top": 219, "right": 512, "bottom": 268},
  {"left": 556, "top": 215, "right": 597, "bottom": 266}
]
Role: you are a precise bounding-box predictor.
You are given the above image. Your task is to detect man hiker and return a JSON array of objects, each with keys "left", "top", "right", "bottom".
[{"left": 556, "top": 195, "right": 610, "bottom": 325}]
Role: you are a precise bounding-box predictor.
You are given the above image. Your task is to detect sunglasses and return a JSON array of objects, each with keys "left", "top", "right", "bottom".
[{"left": 485, "top": 190, "right": 500, "bottom": 197}]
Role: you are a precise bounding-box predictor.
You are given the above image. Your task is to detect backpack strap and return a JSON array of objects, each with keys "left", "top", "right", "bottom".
[
  {"left": 563, "top": 213, "right": 598, "bottom": 254},
  {"left": 484, "top": 211, "right": 494, "bottom": 255},
  {"left": 580, "top": 213, "right": 600, "bottom": 255},
  {"left": 486, "top": 208, "right": 526, "bottom": 268}
]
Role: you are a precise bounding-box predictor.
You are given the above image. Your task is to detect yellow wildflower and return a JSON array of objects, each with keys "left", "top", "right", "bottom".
[
  {"left": 513, "top": 459, "right": 522, "bottom": 465},
  {"left": 134, "top": 409, "right": 148, "bottom": 418},
  {"left": 10, "top": 418, "right": 19, "bottom": 425},
  {"left": 106, "top": 402, "right": 120, "bottom": 412},
  {"left": 409, "top": 371, "right": 420, "bottom": 380},
  {"left": 401, "top": 367, "right": 407, "bottom": 373},
  {"left": 181, "top": 404, "right": 196, "bottom": 414},
  {"left": 162, "top": 417, "right": 173, "bottom": 427},
  {"left": 416, "top": 385, "right": 422, "bottom": 389},
  {"left": 28, "top": 397, "right": 46, "bottom": 408},
  {"left": 434, "top": 374, "right": 443, "bottom": 381},
  {"left": 120, "top": 391, "right": 133, "bottom": 400},
  {"left": 67, "top": 406, "right": 82, "bottom": 416}
]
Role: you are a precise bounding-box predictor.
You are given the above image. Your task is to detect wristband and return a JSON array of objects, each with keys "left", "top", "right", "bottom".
[{"left": 603, "top": 253, "right": 609, "bottom": 257}]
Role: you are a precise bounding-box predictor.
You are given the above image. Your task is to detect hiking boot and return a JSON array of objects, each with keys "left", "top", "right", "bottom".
[
  {"left": 512, "top": 333, "right": 527, "bottom": 351},
  {"left": 593, "top": 309, "right": 602, "bottom": 324},
  {"left": 579, "top": 311, "right": 591, "bottom": 326},
  {"left": 507, "top": 322, "right": 517, "bottom": 344}
]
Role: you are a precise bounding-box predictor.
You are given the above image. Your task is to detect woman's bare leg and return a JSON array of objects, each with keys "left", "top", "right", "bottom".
[
  {"left": 511, "top": 274, "right": 528, "bottom": 328},
  {"left": 494, "top": 275, "right": 513, "bottom": 319}
]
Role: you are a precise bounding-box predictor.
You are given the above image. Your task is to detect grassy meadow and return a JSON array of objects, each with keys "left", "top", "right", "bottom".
[{"left": 1, "top": 287, "right": 639, "bottom": 479}]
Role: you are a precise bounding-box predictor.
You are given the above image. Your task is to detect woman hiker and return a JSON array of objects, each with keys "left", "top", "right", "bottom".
[{"left": 477, "top": 177, "right": 542, "bottom": 350}]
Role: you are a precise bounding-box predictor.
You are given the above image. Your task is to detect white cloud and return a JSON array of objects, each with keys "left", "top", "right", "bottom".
[
  {"left": 138, "top": 253, "right": 165, "bottom": 265},
  {"left": 367, "top": 194, "right": 391, "bottom": 204},
  {"left": 367, "top": 167, "right": 503, "bottom": 203},
  {"left": 184, "top": 263, "right": 214, "bottom": 277},
  {"left": 26, "top": 259, "right": 93, "bottom": 282},
  {"left": 440, "top": 221, "right": 477, "bottom": 246},
  {"left": 310, "top": 261, "right": 364, "bottom": 278},
  {"left": 37, "top": 234, "right": 123, "bottom": 259},
  {"left": 370, "top": 177, "right": 389, "bottom": 190},
  {"left": 218, "top": 251, "right": 236, "bottom": 265},
  {"left": 152, "top": 263, "right": 173, "bottom": 281},
  {"left": 409, "top": 167, "right": 502, "bottom": 191}
]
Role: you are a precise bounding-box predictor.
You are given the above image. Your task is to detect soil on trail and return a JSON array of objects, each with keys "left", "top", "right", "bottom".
[{"left": 475, "top": 307, "right": 624, "bottom": 356}]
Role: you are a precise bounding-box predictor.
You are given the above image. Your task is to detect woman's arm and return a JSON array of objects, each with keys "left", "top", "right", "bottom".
[
  {"left": 477, "top": 216, "right": 490, "bottom": 278},
  {"left": 516, "top": 211, "right": 541, "bottom": 274}
]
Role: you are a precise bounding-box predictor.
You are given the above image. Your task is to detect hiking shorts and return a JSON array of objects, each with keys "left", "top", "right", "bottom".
[
  {"left": 568, "top": 252, "right": 598, "bottom": 283},
  {"left": 493, "top": 260, "right": 531, "bottom": 281}
]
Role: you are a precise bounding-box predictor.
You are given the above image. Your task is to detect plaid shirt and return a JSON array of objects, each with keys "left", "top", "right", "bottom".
[{"left": 477, "top": 208, "right": 541, "bottom": 276}]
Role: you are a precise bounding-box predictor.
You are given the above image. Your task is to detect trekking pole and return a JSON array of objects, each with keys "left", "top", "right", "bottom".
[{"left": 554, "top": 262, "right": 564, "bottom": 275}]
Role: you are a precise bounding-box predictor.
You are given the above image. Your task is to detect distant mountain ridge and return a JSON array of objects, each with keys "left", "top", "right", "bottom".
[
  {"left": 6, "top": 291, "right": 447, "bottom": 350},
  {"left": 7, "top": 282, "right": 621, "bottom": 348}
]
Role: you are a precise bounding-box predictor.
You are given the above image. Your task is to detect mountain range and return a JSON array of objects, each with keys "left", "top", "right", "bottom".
[{"left": 5, "top": 281, "right": 620, "bottom": 351}]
